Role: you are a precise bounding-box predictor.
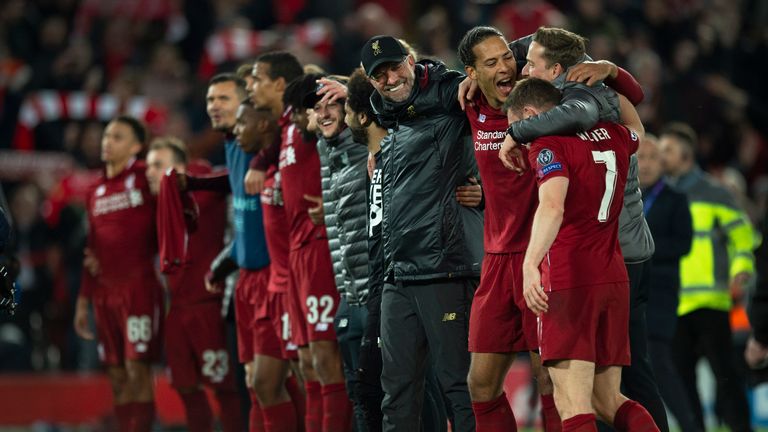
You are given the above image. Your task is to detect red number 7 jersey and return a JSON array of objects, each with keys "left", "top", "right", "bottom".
[{"left": 527, "top": 122, "right": 640, "bottom": 292}]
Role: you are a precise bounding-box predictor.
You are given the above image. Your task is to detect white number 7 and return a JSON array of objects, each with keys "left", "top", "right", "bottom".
[{"left": 591, "top": 151, "right": 618, "bottom": 222}]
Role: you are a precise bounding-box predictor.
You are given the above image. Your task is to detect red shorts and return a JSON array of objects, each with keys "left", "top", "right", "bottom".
[
  {"left": 285, "top": 276, "right": 308, "bottom": 348},
  {"left": 469, "top": 253, "right": 538, "bottom": 353},
  {"left": 234, "top": 268, "right": 270, "bottom": 362},
  {"left": 289, "top": 239, "right": 339, "bottom": 343},
  {"left": 93, "top": 294, "right": 163, "bottom": 366},
  {"left": 265, "top": 291, "right": 297, "bottom": 360},
  {"left": 539, "top": 282, "right": 631, "bottom": 366},
  {"left": 164, "top": 302, "right": 236, "bottom": 390}
]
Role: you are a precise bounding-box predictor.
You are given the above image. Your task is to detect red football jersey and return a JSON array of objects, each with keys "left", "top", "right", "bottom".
[
  {"left": 527, "top": 122, "right": 639, "bottom": 291},
  {"left": 466, "top": 93, "right": 538, "bottom": 253},
  {"left": 165, "top": 162, "right": 228, "bottom": 306},
  {"left": 261, "top": 165, "right": 290, "bottom": 293},
  {"left": 278, "top": 114, "right": 326, "bottom": 250},
  {"left": 81, "top": 159, "right": 162, "bottom": 300}
]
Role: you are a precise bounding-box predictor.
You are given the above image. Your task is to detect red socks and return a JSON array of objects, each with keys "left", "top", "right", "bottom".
[
  {"left": 321, "top": 383, "right": 352, "bottom": 432},
  {"left": 132, "top": 401, "right": 155, "bottom": 432},
  {"left": 471, "top": 393, "right": 517, "bottom": 431},
  {"left": 562, "top": 413, "right": 597, "bottom": 432},
  {"left": 285, "top": 375, "right": 306, "bottom": 432},
  {"left": 613, "top": 400, "right": 660, "bottom": 432},
  {"left": 262, "top": 401, "right": 299, "bottom": 432},
  {"left": 250, "top": 389, "right": 265, "bottom": 432},
  {"left": 115, "top": 403, "right": 133, "bottom": 432},
  {"left": 216, "top": 389, "right": 246, "bottom": 432},
  {"left": 304, "top": 381, "right": 323, "bottom": 432},
  {"left": 541, "top": 393, "right": 562, "bottom": 432},
  {"left": 179, "top": 390, "right": 213, "bottom": 432}
]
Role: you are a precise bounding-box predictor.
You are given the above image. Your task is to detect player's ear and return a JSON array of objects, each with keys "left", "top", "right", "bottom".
[
  {"left": 465, "top": 65, "right": 477, "bottom": 80},
  {"left": 358, "top": 112, "right": 369, "bottom": 126},
  {"left": 275, "top": 77, "right": 287, "bottom": 92},
  {"left": 551, "top": 63, "right": 564, "bottom": 79}
]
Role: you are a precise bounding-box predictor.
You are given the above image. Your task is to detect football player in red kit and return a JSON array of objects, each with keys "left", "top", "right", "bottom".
[
  {"left": 145, "top": 136, "right": 244, "bottom": 432},
  {"left": 73, "top": 116, "right": 163, "bottom": 432},
  {"left": 457, "top": 27, "right": 555, "bottom": 431},
  {"left": 249, "top": 53, "right": 350, "bottom": 432},
  {"left": 509, "top": 78, "right": 658, "bottom": 432}
]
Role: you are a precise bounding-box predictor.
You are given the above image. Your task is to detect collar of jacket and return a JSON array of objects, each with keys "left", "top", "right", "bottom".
[
  {"left": 370, "top": 60, "right": 455, "bottom": 127},
  {"left": 325, "top": 127, "right": 355, "bottom": 148}
]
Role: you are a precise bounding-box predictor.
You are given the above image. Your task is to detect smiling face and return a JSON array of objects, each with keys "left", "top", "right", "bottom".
[
  {"left": 314, "top": 99, "right": 346, "bottom": 139},
  {"left": 466, "top": 35, "right": 517, "bottom": 109},
  {"left": 523, "top": 41, "right": 562, "bottom": 82},
  {"left": 369, "top": 56, "right": 416, "bottom": 103}
]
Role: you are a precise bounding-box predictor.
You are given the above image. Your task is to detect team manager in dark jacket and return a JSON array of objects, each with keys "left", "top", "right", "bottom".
[{"left": 362, "top": 35, "right": 483, "bottom": 432}]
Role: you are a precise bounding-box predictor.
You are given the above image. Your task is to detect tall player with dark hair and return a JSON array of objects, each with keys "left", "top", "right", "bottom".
[
  {"left": 249, "top": 52, "right": 351, "bottom": 431},
  {"left": 74, "top": 116, "right": 163, "bottom": 432}
]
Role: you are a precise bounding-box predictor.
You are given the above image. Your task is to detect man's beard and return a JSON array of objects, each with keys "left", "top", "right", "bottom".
[{"left": 350, "top": 126, "right": 369, "bottom": 145}]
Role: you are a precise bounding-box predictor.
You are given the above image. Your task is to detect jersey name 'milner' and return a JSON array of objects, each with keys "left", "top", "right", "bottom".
[
  {"left": 577, "top": 128, "right": 612, "bottom": 142},
  {"left": 475, "top": 129, "right": 506, "bottom": 151}
]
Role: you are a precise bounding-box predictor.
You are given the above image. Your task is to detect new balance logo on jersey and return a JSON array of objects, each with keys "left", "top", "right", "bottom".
[{"left": 442, "top": 312, "right": 457, "bottom": 322}]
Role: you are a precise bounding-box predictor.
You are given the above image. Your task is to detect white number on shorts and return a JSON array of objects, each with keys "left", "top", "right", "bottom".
[
  {"left": 126, "top": 315, "right": 152, "bottom": 343},
  {"left": 202, "top": 349, "right": 229, "bottom": 383},
  {"left": 306, "top": 295, "right": 334, "bottom": 325},
  {"left": 591, "top": 150, "right": 618, "bottom": 222},
  {"left": 281, "top": 312, "right": 291, "bottom": 341}
]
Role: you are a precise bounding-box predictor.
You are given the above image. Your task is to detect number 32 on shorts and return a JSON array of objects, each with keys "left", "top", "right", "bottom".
[{"left": 306, "top": 295, "right": 334, "bottom": 326}]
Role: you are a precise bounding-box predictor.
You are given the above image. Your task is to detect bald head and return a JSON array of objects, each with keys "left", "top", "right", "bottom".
[{"left": 637, "top": 134, "right": 663, "bottom": 188}]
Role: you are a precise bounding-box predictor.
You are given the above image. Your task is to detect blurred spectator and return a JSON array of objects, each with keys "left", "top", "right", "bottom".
[
  {"left": 637, "top": 134, "right": 699, "bottom": 431},
  {"left": 660, "top": 122, "right": 756, "bottom": 432},
  {"left": 416, "top": 6, "right": 460, "bottom": 69},
  {"left": 492, "top": 0, "right": 565, "bottom": 40},
  {"left": 569, "top": 0, "right": 626, "bottom": 57},
  {"left": 746, "top": 210, "right": 768, "bottom": 370}
]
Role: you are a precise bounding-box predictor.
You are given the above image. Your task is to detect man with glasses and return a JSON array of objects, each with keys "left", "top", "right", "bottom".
[{"left": 361, "top": 35, "right": 484, "bottom": 432}]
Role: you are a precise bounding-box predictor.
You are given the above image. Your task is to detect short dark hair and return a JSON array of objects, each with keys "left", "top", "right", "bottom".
[
  {"left": 532, "top": 27, "right": 586, "bottom": 70},
  {"left": 660, "top": 122, "right": 698, "bottom": 156},
  {"left": 255, "top": 51, "right": 304, "bottom": 83},
  {"left": 208, "top": 73, "right": 247, "bottom": 100},
  {"left": 112, "top": 115, "right": 148, "bottom": 145},
  {"left": 283, "top": 73, "right": 325, "bottom": 109},
  {"left": 458, "top": 26, "right": 505, "bottom": 67},
  {"left": 346, "top": 68, "right": 377, "bottom": 122},
  {"left": 502, "top": 77, "right": 561, "bottom": 115},
  {"left": 149, "top": 136, "right": 188, "bottom": 165}
]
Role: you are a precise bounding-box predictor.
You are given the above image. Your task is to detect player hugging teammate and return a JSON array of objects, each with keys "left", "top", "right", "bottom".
[{"left": 72, "top": 23, "right": 727, "bottom": 432}]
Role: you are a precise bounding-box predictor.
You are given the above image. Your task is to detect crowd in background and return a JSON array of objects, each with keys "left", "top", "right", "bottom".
[{"left": 0, "top": 0, "right": 766, "bottom": 384}]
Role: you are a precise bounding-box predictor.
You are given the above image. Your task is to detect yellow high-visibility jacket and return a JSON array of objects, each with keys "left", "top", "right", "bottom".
[{"left": 670, "top": 168, "right": 759, "bottom": 316}]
